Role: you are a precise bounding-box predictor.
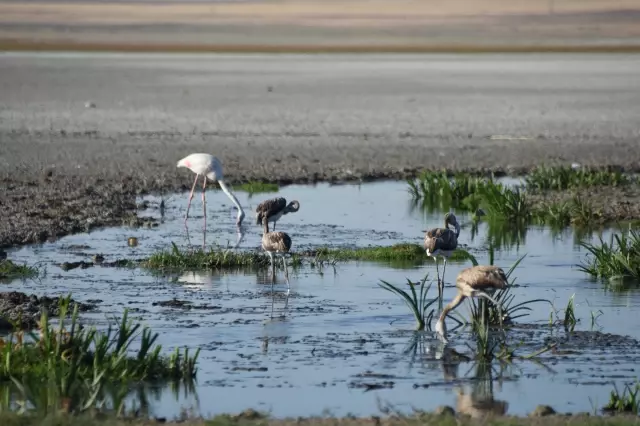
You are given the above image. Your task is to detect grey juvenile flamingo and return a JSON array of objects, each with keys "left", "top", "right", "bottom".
[
  {"left": 435, "top": 265, "right": 507, "bottom": 343},
  {"left": 261, "top": 218, "right": 292, "bottom": 291},
  {"left": 424, "top": 212, "right": 461, "bottom": 301},
  {"left": 256, "top": 197, "right": 300, "bottom": 231}
]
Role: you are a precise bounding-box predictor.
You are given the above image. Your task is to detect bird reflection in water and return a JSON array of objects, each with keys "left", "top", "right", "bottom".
[
  {"left": 184, "top": 220, "right": 246, "bottom": 250},
  {"left": 403, "top": 332, "right": 508, "bottom": 418},
  {"left": 452, "top": 362, "right": 509, "bottom": 418},
  {"left": 261, "top": 289, "right": 291, "bottom": 354}
]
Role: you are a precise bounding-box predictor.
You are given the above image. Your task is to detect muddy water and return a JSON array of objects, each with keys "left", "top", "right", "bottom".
[{"left": 4, "top": 181, "right": 640, "bottom": 418}]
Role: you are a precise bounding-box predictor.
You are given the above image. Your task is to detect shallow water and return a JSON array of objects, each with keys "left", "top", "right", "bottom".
[{"left": 5, "top": 180, "right": 640, "bottom": 418}]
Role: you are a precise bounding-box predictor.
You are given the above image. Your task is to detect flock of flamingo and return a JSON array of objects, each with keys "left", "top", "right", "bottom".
[{"left": 177, "top": 153, "right": 508, "bottom": 343}]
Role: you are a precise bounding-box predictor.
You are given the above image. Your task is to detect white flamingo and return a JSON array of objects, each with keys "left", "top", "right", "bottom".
[{"left": 177, "top": 153, "right": 245, "bottom": 229}]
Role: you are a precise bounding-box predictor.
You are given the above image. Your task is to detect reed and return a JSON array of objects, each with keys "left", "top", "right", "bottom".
[
  {"left": 525, "top": 165, "right": 631, "bottom": 192},
  {"left": 0, "top": 296, "right": 198, "bottom": 414},
  {"left": 578, "top": 227, "right": 640, "bottom": 281},
  {"left": 235, "top": 181, "right": 279, "bottom": 195},
  {"left": 378, "top": 274, "right": 439, "bottom": 331},
  {"left": 0, "top": 260, "right": 39, "bottom": 283}
]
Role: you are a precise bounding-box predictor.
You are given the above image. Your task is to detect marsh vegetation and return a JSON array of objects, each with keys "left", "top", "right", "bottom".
[{"left": 0, "top": 296, "right": 198, "bottom": 415}]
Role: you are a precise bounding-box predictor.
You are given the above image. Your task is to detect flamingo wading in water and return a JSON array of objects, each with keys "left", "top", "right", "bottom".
[
  {"left": 424, "top": 212, "right": 461, "bottom": 303},
  {"left": 435, "top": 265, "right": 507, "bottom": 344},
  {"left": 261, "top": 217, "right": 292, "bottom": 291},
  {"left": 177, "top": 153, "right": 246, "bottom": 229},
  {"left": 255, "top": 197, "right": 300, "bottom": 231}
]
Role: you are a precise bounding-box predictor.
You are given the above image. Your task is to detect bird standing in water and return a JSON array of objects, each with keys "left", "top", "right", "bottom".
[
  {"left": 424, "top": 212, "right": 461, "bottom": 302},
  {"left": 261, "top": 218, "right": 292, "bottom": 291},
  {"left": 435, "top": 265, "right": 507, "bottom": 343},
  {"left": 177, "top": 153, "right": 246, "bottom": 229},
  {"left": 255, "top": 197, "right": 300, "bottom": 231}
]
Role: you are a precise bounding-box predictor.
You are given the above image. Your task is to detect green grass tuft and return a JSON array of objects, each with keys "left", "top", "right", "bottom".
[
  {"left": 144, "top": 242, "right": 273, "bottom": 271},
  {"left": 578, "top": 227, "right": 640, "bottom": 281},
  {"left": 236, "top": 181, "right": 279, "bottom": 195},
  {"left": 0, "top": 296, "right": 198, "bottom": 414},
  {"left": 0, "top": 260, "right": 39, "bottom": 283},
  {"left": 603, "top": 383, "right": 640, "bottom": 415},
  {"left": 525, "top": 165, "right": 632, "bottom": 192},
  {"left": 314, "top": 243, "right": 472, "bottom": 264}
]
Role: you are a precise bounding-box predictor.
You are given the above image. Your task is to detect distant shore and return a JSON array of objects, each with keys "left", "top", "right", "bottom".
[
  {"left": 1, "top": 0, "right": 640, "bottom": 53},
  {"left": 2, "top": 39, "right": 640, "bottom": 53}
]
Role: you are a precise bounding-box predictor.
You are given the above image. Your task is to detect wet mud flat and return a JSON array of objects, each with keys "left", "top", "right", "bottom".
[
  {"left": 2, "top": 52, "right": 640, "bottom": 247},
  {"left": 3, "top": 181, "right": 640, "bottom": 418}
]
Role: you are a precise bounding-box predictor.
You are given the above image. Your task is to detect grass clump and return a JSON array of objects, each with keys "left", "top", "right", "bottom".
[
  {"left": 316, "top": 243, "right": 466, "bottom": 262},
  {"left": 603, "top": 383, "right": 640, "bottom": 414},
  {"left": 533, "top": 195, "right": 602, "bottom": 229},
  {"left": 578, "top": 227, "right": 640, "bottom": 281},
  {"left": 525, "top": 165, "right": 631, "bottom": 192},
  {"left": 236, "top": 181, "right": 279, "bottom": 195},
  {"left": 378, "top": 274, "right": 440, "bottom": 331},
  {"left": 145, "top": 242, "right": 272, "bottom": 271},
  {"left": 0, "top": 296, "right": 198, "bottom": 414},
  {"left": 407, "top": 171, "right": 532, "bottom": 223},
  {"left": 0, "top": 260, "right": 39, "bottom": 282}
]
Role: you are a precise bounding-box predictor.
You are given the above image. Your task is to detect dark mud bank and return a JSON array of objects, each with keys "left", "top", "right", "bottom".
[{"left": 0, "top": 291, "right": 97, "bottom": 331}]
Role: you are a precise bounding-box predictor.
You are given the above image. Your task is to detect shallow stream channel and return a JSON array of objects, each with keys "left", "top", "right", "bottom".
[{"left": 5, "top": 180, "right": 640, "bottom": 418}]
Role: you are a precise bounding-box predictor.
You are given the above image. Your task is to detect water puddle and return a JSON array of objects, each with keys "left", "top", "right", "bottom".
[{"left": 4, "top": 180, "right": 640, "bottom": 418}]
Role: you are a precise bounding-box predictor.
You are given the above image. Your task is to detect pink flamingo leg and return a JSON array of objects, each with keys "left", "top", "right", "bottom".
[
  {"left": 185, "top": 174, "right": 199, "bottom": 222},
  {"left": 201, "top": 175, "right": 207, "bottom": 232}
]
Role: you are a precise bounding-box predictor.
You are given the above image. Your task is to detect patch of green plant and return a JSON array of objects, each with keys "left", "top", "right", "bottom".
[
  {"left": 378, "top": 274, "right": 439, "bottom": 331},
  {"left": 0, "top": 260, "right": 39, "bottom": 282},
  {"left": 563, "top": 294, "right": 577, "bottom": 332},
  {"left": 235, "top": 181, "right": 279, "bottom": 195},
  {"left": 535, "top": 195, "right": 603, "bottom": 229},
  {"left": 525, "top": 165, "right": 631, "bottom": 192},
  {"left": 603, "top": 382, "right": 640, "bottom": 414},
  {"left": 407, "top": 171, "right": 492, "bottom": 206},
  {"left": 315, "top": 243, "right": 471, "bottom": 263},
  {"left": 476, "top": 183, "right": 531, "bottom": 223},
  {"left": 0, "top": 296, "right": 198, "bottom": 414},
  {"left": 578, "top": 227, "right": 640, "bottom": 281},
  {"left": 145, "top": 242, "right": 273, "bottom": 271}
]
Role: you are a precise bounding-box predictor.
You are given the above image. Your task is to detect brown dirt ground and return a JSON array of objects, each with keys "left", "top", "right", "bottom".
[{"left": 1, "top": 50, "right": 640, "bottom": 249}]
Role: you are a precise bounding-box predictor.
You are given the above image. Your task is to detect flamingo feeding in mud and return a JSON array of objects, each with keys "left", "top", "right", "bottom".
[
  {"left": 424, "top": 212, "right": 461, "bottom": 302},
  {"left": 177, "top": 153, "right": 246, "bottom": 229},
  {"left": 255, "top": 197, "right": 300, "bottom": 231},
  {"left": 435, "top": 265, "right": 507, "bottom": 344},
  {"left": 261, "top": 218, "right": 292, "bottom": 291}
]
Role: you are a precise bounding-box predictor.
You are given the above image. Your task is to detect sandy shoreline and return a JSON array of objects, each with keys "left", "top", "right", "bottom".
[{"left": 1, "top": 52, "right": 640, "bottom": 248}]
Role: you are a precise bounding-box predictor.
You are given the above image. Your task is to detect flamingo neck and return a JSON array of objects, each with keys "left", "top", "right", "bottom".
[{"left": 218, "top": 180, "right": 245, "bottom": 225}]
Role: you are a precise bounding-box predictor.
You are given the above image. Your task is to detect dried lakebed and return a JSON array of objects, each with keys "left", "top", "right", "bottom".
[{"left": 4, "top": 181, "right": 640, "bottom": 418}]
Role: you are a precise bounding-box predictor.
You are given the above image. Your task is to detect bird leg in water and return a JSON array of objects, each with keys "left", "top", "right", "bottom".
[
  {"left": 201, "top": 175, "right": 207, "bottom": 231},
  {"left": 185, "top": 174, "right": 199, "bottom": 222},
  {"left": 434, "top": 257, "right": 443, "bottom": 308},
  {"left": 268, "top": 251, "right": 276, "bottom": 291},
  {"left": 282, "top": 255, "right": 290, "bottom": 290},
  {"left": 441, "top": 258, "right": 448, "bottom": 299}
]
